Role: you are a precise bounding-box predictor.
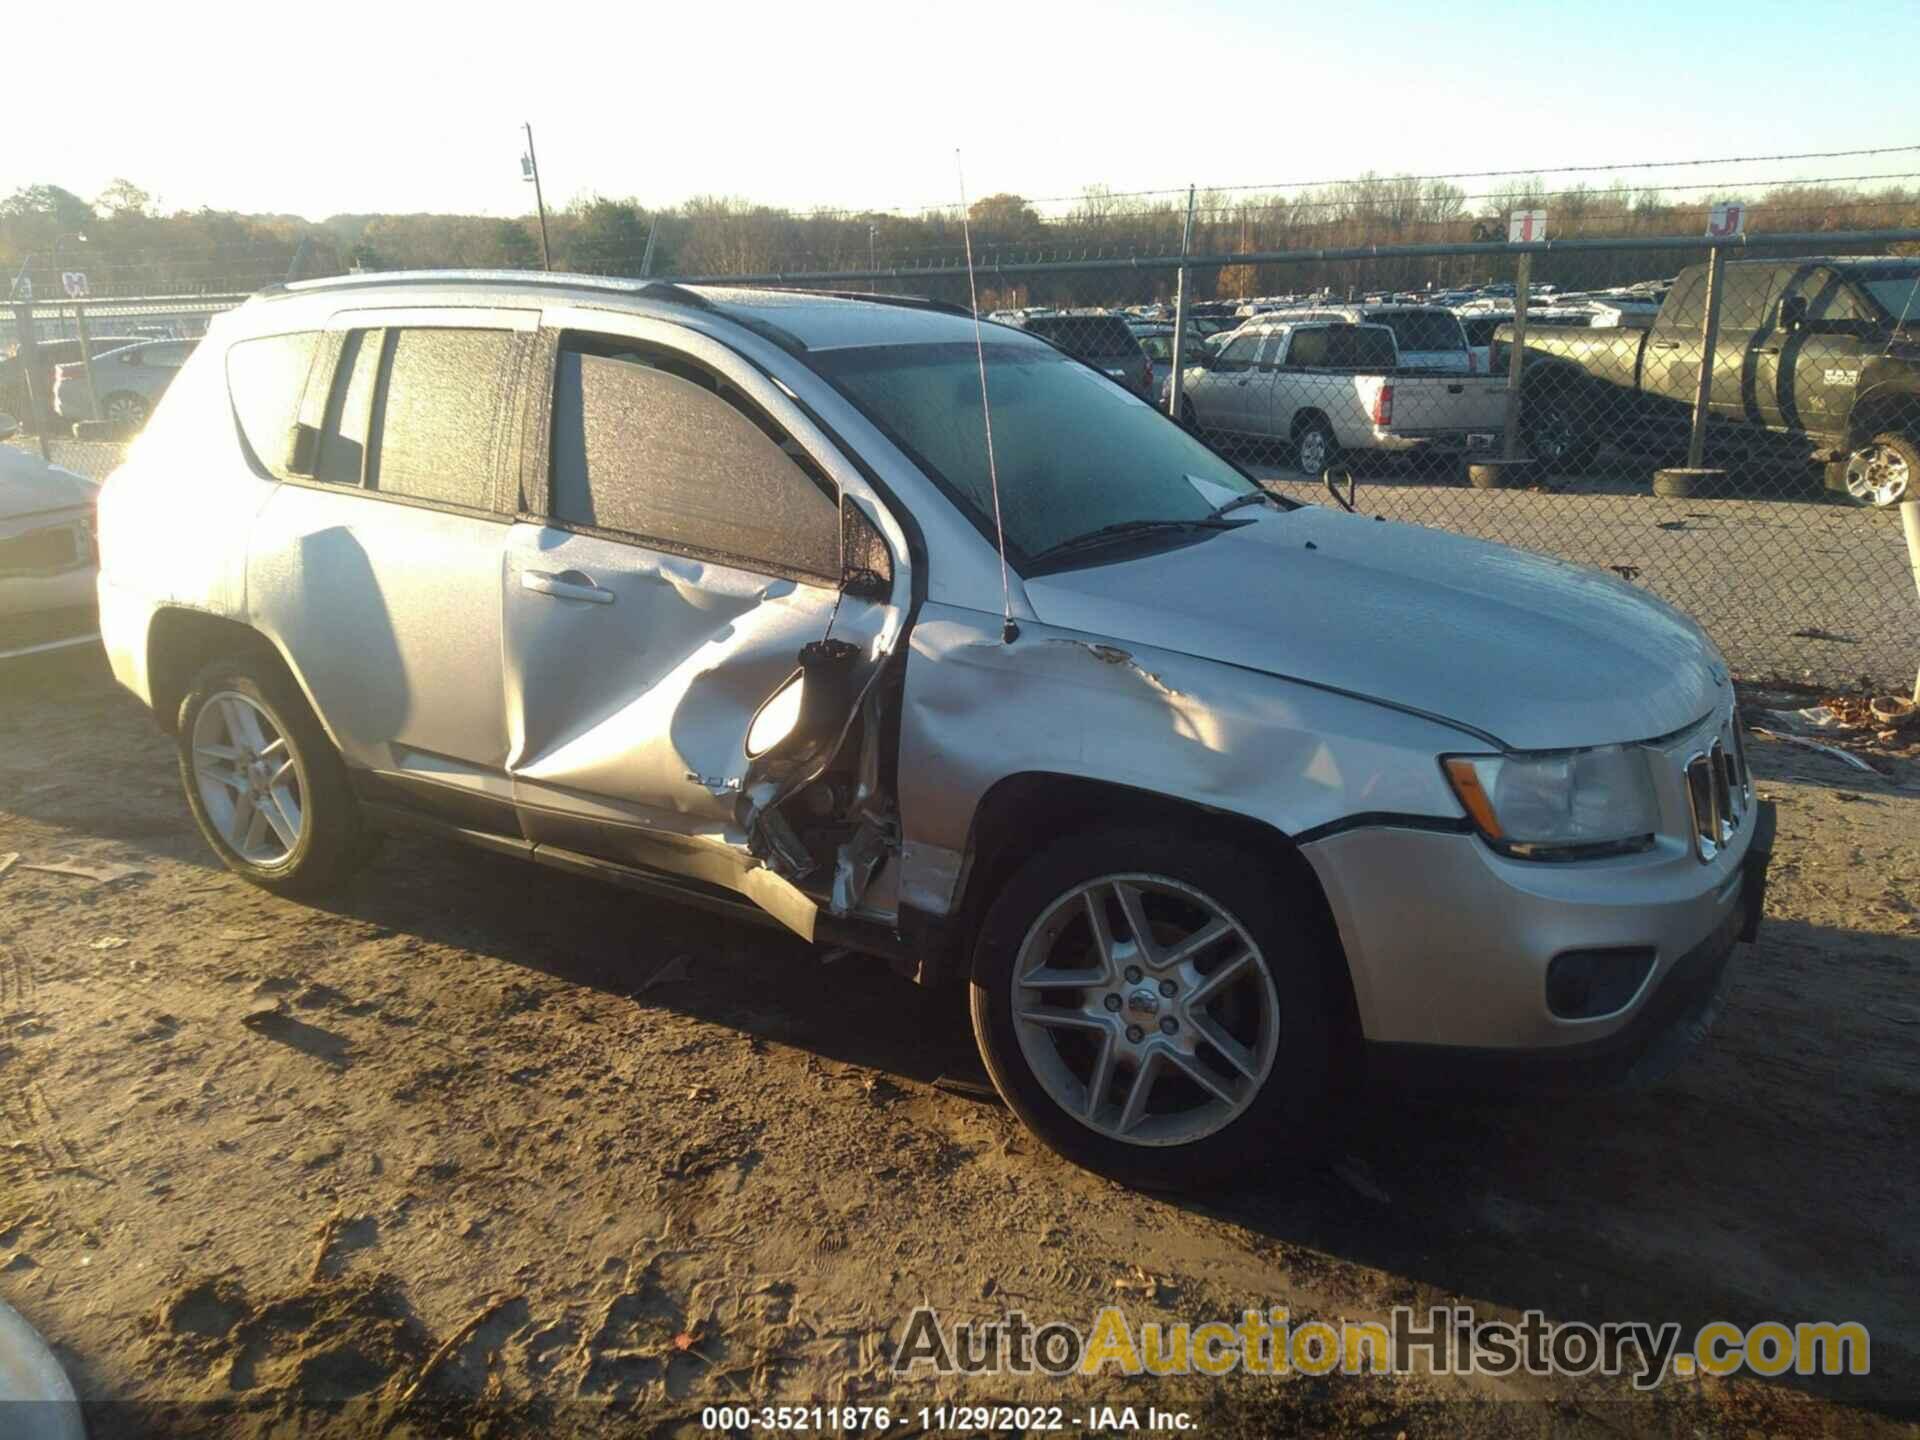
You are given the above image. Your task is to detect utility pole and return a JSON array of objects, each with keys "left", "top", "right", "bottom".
[{"left": 522, "top": 122, "right": 552, "bottom": 272}]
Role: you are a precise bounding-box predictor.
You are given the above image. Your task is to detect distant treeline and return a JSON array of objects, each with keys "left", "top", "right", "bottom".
[{"left": 5, "top": 174, "right": 1917, "bottom": 305}]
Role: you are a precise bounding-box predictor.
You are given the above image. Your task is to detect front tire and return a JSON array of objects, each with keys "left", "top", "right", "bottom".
[
  {"left": 177, "top": 656, "right": 370, "bottom": 897},
  {"left": 968, "top": 829, "right": 1336, "bottom": 1190},
  {"left": 1841, "top": 431, "right": 1915, "bottom": 507}
]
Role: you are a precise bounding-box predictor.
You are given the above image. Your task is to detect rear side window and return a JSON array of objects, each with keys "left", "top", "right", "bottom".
[
  {"left": 228, "top": 331, "right": 320, "bottom": 480},
  {"left": 1366, "top": 310, "right": 1464, "bottom": 353},
  {"left": 1287, "top": 328, "right": 1329, "bottom": 367},
  {"left": 1328, "top": 327, "right": 1397, "bottom": 369},
  {"left": 549, "top": 346, "right": 840, "bottom": 582},
  {"left": 372, "top": 328, "right": 518, "bottom": 510}
]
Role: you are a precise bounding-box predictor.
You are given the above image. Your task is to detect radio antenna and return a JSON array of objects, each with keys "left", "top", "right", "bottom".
[{"left": 956, "top": 150, "right": 1018, "bottom": 645}]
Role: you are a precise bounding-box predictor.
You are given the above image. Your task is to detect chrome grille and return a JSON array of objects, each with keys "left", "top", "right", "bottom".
[{"left": 1684, "top": 734, "right": 1745, "bottom": 862}]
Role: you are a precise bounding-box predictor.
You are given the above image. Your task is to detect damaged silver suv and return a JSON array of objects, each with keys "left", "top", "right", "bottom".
[{"left": 97, "top": 273, "right": 1773, "bottom": 1188}]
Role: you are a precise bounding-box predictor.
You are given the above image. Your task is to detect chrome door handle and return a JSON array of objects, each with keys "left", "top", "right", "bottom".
[{"left": 522, "top": 569, "right": 615, "bottom": 604}]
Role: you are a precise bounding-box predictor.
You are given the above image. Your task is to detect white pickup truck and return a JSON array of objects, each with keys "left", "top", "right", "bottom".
[{"left": 1175, "top": 320, "right": 1508, "bottom": 477}]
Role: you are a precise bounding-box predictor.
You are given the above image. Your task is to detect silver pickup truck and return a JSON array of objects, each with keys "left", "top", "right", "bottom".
[{"left": 1176, "top": 320, "right": 1509, "bottom": 476}]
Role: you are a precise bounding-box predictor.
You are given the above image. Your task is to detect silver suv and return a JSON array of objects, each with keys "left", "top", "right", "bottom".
[{"left": 96, "top": 272, "right": 1773, "bottom": 1189}]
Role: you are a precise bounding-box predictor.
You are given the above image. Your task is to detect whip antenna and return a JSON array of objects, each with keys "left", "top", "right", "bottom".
[{"left": 956, "top": 150, "right": 1018, "bottom": 644}]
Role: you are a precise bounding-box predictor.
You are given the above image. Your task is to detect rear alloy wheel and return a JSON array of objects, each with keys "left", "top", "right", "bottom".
[
  {"left": 1294, "top": 418, "right": 1337, "bottom": 479},
  {"left": 1841, "top": 432, "right": 1915, "bottom": 508},
  {"left": 970, "top": 830, "right": 1334, "bottom": 1189},
  {"left": 102, "top": 392, "right": 149, "bottom": 427},
  {"left": 177, "top": 657, "right": 371, "bottom": 897}
]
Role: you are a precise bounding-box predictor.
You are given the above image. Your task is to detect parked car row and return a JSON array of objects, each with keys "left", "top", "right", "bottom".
[{"left": 53, "top": 338, "right": 199, "bottom": 427}]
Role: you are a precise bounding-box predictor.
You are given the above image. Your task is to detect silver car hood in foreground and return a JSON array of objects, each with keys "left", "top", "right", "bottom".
[{"left": 1023, "top": 505, "right": 1722, "bottom": 751}]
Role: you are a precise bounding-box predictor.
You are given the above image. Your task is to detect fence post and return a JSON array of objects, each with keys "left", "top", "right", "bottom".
[
  {"left": 1686, "top": 245, "right": 1728, "bottom": 470},
  {"left": 1903, "top": 499, "right": 1920, "bottom": 703},
  {"left": 9, "top": 303, "right": 52, "bottom": 461},
  {"left": 1501, "top": 251, "right": 1532, "bottom": 461},
  {"left": 1168, "top": 185, "right": 1196, "bottom": 421},
  {"left": 73, "top": 301, "right": 102, "bottom": 426}
]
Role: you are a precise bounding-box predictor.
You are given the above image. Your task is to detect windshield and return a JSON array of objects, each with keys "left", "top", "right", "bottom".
[
  {"left": 1364, "top": 310, "right": 1466, "bottom": 353},
  {"left": 1860, "top": 273, "right": 1920, "bottom": 323},
  {"left": 811, "top": 340, "right": 1259, "bottom": 563}
]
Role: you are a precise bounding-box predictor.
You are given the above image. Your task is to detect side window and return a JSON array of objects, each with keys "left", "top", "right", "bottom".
[
  {"left": 371, "top": 328, "right": 517, "bottom": 510},
  {"left": 548, "top": 341, "right": 842, "bottom": 582},
  {"left": 1216, "top": 333, "right": 1262, "bottom": 371},
  {"left": 315, "top": 328, "right": 382, "bottom": 488},
  {"left": 1288, "top": 327, "right": 1330, "bottom": 368},
  {"left": 1719, "top": 267, "right": 1791, "bottom": 334},
  {"left": 227, "top": 330, "right": 321, "bottom": 481},
  {"left": 1659, "top": 269, "right": 1707, "bottom": 333}
]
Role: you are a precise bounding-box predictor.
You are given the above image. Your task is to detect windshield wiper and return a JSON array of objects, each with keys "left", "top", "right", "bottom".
[
  {"left": 1029, "top": 517, "right": 1242, "bottom": 563},
  {"left": 1208, "top": 489, "right": 1282, "bottom": 519}
]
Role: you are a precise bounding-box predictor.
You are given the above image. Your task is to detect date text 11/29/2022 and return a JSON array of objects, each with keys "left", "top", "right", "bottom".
[{"left": 700, "top": 1404, "right": 1196, "bottom": 1432}]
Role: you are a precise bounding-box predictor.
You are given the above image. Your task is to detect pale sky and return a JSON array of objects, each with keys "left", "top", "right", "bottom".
[{"left": 11, "top": 0, "right": 1919, "bottom": 220}]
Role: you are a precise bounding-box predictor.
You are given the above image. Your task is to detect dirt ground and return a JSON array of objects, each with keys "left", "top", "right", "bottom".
[{"left": 0, "top": 649, "right": 1916, "bottom": 1439}]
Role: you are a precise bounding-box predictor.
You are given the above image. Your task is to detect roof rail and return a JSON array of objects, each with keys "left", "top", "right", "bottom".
[
  {"left": 748, "top": 286, "right": 971, "bottom": 318},
  {"left": 249, "top": 269, "right": 718, "bottom": 311}
]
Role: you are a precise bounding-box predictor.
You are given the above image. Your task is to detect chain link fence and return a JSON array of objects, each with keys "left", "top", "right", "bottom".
[{"left": 8, "top": 232, "right": 1917, "bottom": 693}]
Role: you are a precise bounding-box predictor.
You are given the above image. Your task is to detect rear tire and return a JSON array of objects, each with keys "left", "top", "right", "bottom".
[
  {"left": 1520, "top": 385, "right": 1599, "bottom": 473},
  {"left": 968, "top": 828, "right": 1336, "bottom": 1190},
  {"left": 176, "top": 655, "right": 370, "bottom": 898},
  {"left": 1839, "top": 431, "right": 1916, "bottom": 508},
  {"left": 1293, "top": 417, "right": 1338, "bottom": 479}
]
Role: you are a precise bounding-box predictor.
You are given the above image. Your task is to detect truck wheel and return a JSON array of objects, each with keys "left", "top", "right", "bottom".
[
  {"left": 1840, "top": 432, "right": 1915, "bottom": 508},
  {"left": 1521, "top": 389, "right": 1598, "bottom": 473},
  {"left": 176, "top": 656, "right": 371, "bottom": 898},
  {"left": 968, "top": 829, "right": 1335, "bottom": 1190},
  {"left": 1294, "top": 417, "right": 1338, "bottom": 478}
]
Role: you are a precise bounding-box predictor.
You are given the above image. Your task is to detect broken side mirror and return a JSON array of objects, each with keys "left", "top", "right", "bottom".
[
  {"left": 744, "top": 639, "right": 860, "bottom": 764},
  {"left": 1777, "top": 295, "right": 1808, "bottom": 333}
]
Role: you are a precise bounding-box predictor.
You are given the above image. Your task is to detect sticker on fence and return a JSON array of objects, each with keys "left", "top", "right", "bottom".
[
  {"left": 1707, "top": 203, "right": 1746, "bottom": 239},
  {"left": 61, "top": 272, "right": 90, "bottom": 299},
  {"left": 1507, "top": 211, "right": 1548, "bottom": 243}
]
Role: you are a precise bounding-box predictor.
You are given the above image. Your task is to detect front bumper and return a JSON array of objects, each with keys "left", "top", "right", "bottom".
[
  {"left": 1302, "top": 785, "right": 1773, "bottom": 1067},
  {"left": 1370, "top": 802, "right": 1773, "bottom": 1092}
]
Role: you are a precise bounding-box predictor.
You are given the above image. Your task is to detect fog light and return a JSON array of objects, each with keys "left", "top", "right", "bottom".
[{"left": 1545, "top": 947, "right": 1656, "bottom": 1019}]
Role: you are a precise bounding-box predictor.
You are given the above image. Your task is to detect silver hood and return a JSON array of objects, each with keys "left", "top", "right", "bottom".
[
  {"left": 0, "top": 448, "right": 98, "bottom": 521},
  {"left": 1023, "top": 505, "right": 1723, "bottom": 751}
]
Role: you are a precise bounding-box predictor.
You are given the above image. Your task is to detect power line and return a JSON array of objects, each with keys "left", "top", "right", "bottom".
[{"left": 802, "top": 144, "right": 1920, "bottom": 218}]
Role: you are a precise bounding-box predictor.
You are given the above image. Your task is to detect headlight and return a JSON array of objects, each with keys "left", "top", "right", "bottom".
[{"left": 1442, "top": 745, "right": 1658, "bottom": 859}]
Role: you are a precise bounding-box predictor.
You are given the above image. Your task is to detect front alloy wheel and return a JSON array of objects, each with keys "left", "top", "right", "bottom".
[
  {"left": 1011, "top": 875, "right": 1279, "bottom": 1146},
  {"left": 969, "top": 829, "right": 1335, "bottom": 1189}
]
